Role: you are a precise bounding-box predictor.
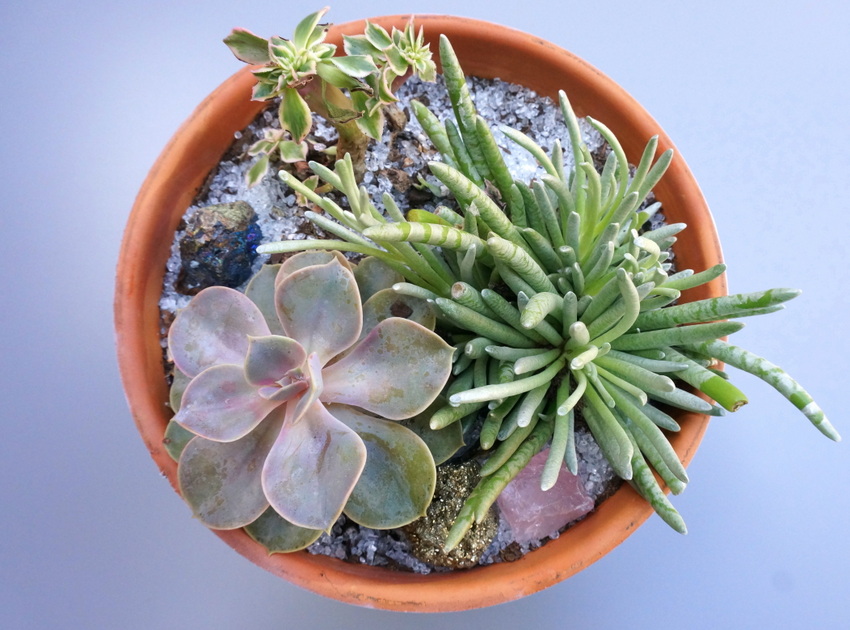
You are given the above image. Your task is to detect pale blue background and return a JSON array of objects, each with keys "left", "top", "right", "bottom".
[{"left": 2, "top": 1, "right": 848, "bottom": 628}]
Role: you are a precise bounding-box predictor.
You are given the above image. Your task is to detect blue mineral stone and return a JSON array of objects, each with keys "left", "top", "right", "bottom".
[{"left": 177, "top": 201, "right": 261, "bottom": 295}]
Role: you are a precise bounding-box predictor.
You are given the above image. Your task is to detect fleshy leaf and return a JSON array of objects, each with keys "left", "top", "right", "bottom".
[
  {"left": 321, "top": 318, "right": 453, "bottom": 420},
  {"left": 169, "top": 367, "right": 191, "bottom": 413},
  {"left": 316, "top": 62, "right": 362, "bottom": 89},
  {"left": 178, "top": 410, "right": 283, "bottom": 529},
  {"left": 244, "top": 507, "right": 323, "bottom": 553},
  {"left": 175, "top": 364, "right": 280, "bottom": 442},
  {"left": 262, "top": 401, "right": 367, "bottom": 531},
  {"left": 330, "top": 55, "right": 379, "bottom": 78},
  {"left": 251, "top": 80, "right": 278, "bottom": 102},
  {"left": 278, "top": 140, "right": 308, "bottom": 163},
  {"left": 168, "top": 286, "right": 270, "bottom": 378},
  {"left": 351, "top": 90, "right": 383, "bottom": 139},
  {"left": 353, "top": 256, "right": 403, "bottom": 302},
  {"left": 224, "top": 28, "right": 271, "bottom": 65},
  {"left": 401, "top": 397, "right": 465, "bottom": 465},
  {"left": 276, "top": 257, "right": 362, "bottom": 365},
  {"left": 342, "top": 34, "right": 380, "bottom": 58},
  {"left": 164, "top": 419, "right": 195, "bottom": 462},
  {"left": 364, "top": 21, "right": 393, "bottom": 50},
  {"left": 292, "top": 7, "right": 328, "bottom": 49},
  {"left": 360, "top": 289, "right": 437, "bottom": 339},
  {"left": 275, "top": 250, "right": 352, "bottom": 288},
  {"left": 245, "top": 264, "right": 284, "bottom": 335},
  {"left": 329, "top": 405, "right": 436, "bottom": 528},
  {"left": 244, "top": 336, "right": 307, "bottom": 386},
  {"left": 245, "top": 153, "right": 271, "bottom": 187},
  {"left": 280, "top": 87, "right": 312, "bottom": 143}
]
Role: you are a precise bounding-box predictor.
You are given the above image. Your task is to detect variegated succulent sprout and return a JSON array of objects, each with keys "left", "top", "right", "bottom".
[
  {"left": 225, "top": 7, "right": 436, "bottom": 185},
  {"left": 165, "top": 251, "right": 454, "bottom": 552},
  {"left": 257, "top": 33, "right": 840, "bottom": 552}
]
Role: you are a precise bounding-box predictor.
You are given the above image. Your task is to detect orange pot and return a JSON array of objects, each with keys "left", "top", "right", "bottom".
[{"left": 115, "top": 15, "right": 726, "bottom": 612}]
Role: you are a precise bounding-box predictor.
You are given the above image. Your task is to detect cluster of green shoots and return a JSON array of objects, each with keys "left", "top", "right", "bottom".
[
  {"left": 225, "top": 7, "right": 435, "bottom": 185},
  {"left": 256, "top": 30, "right": 839, "bottom": 551}
]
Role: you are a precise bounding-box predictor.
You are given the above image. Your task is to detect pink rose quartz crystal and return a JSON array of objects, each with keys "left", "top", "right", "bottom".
[{"left": 497, "top": 448, "right": 594, "bottom": 544}]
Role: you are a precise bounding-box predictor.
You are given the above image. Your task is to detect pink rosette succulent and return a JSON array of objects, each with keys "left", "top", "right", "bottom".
[{"left": 167, "top": 251, "right": 453, "bottom": 545}]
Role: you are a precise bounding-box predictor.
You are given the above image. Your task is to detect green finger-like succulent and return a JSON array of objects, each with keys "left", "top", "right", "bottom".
[
  {"left": 257, "top": 31, "right": 837, "bottom": 551},
  {"left": 166, "top": 252, "right": 454, "bottom": 550}
]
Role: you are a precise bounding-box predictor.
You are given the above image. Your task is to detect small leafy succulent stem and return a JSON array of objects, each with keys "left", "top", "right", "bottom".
[
  {"left": 633, "top": 288, "right": 799, "bottom": 329},
  {"left": 363, "top": 221, "right": 487, "bottom": 255},
  {"left": 500, "top": 127, "right": 558, "bottom": 177},
  {"left": 661, "top": 346, "right": 749, "bottom": 412},
  {"left": 409, "top": 100, "right": 459, "bottom": 169},
  {"left": 479, "top": 289, "right": 550, "bottom": 345},
  {"left": 443, "top": 120, "right": 484, "bottom": 186},
  {"left": 298, "top": 78, "right": 368, "bottom": 177},
  {"left": 448, "top": 356, "right": 567, "bottom": 406},
  {"left": 610, "top": 321, "right": 745, "bottom": 352},
  {"left": 430, "top": 401, "right": 486, "bottom": 430},
  {"left": 605, "top": 382, "right": 689, "bottom": 484},
  {"left": 624, "top": 422, "right": 688, "bottom": 534},
  {"left": 474, "top": 116, "right": 515, "bottom": 201},
  {"left": 443, "top": 414, "right": 555, "bottom": 553},
  {"left": 582, "top": 385, "right": 634, "bottom": 480},
  {"left": 687, "top": 340, "right": 840, "bottom": 441},
  {"left": 542, "top": 406, "right": 576, "bottom": 487},
  {"left": 480, "top": 389, "right": 548, "bottom": 474},
  {"left": 593, "top": 354, "right": 677, "bottom": 394},
  {"left": 487, "top": 235, "right": 558, "bottom": 294},
  {"left": 439, "top": 35, "right": 492, "bottom": 181},
  {"left": 663, "top": 263, "right": 727, "bottom": 291},
  {"left": 435, "top": 298, "right": 538, "bottom": 349}
]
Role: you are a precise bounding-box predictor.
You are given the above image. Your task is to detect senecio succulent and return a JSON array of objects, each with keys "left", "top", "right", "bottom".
[
  {"left": 225, "top": 7, "right": 436, "bottom": 185},
  {"left": 250, "top": 28, "right": 840, "bottom": 553},
  {"left": 166, "top": 251, "right": 453, "bottom": 550}
]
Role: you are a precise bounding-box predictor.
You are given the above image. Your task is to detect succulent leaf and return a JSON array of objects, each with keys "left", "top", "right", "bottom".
[
  {"left": 168, "top": 367, "right": 191, "bottom": 413},
  {"left": 223, "top": 27, "right": 271, "bottom": 65},
  {"left": 168, "top": 286, "right": 270, "bottom": 378},
  {"left": 360, "top": 288, "right": 437, "bottom": 338},
  {"left": 174, "top": 364, "right": 281, "bottom": 442},
  {"left": 322, "top": 318, "right": 454, "bottom": 420},
  {"left": 330, "top": 55, "right": 379, "bottom": 78},
  {"left": 245, "top": 264, "right": 284, "bottom": 335},
  {"left": 275, "top": 250, "right": 351, "bottom": 288},
  {"left": 262, "top": 401, "right": 367, "bottom": 531},
  {"left": 279, "top": 87, "right": 312, "bottom": 143},
  {"left": 164, "top": 419, "right": 194, "bottom": 462},
  {"left": 330, "top": 404, "right": 437, "bottom": 528},
  {"left": 275, "top": 257, "right": 362, "bottom": 365},
  {"left": 244, "top": 507, "right": 323, "bottom": 553},
  {"left": 178, "top": 410, "right": 283, "bottom": 529},
  {"left": 291, "top": 7, "right": 328, "bottom": 50},
  {"left": 353, "top": 256, "right": 404, "bottom": 302},
  {"left": 243, "top": 335, "right": 307, "bottom": 387}
]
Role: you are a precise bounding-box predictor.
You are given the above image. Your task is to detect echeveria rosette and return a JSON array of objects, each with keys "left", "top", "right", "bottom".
[{"left": 167, "top": 252, "right": 453, "bottom": 544}]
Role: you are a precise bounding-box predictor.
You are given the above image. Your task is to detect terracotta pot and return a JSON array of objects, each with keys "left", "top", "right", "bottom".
[{"left": 115, "top": 14, "right": 726, "bottom": 612}]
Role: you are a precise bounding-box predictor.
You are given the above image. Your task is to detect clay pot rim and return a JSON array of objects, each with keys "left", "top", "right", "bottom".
[{"left": 115, "top": 14, "right": 725, "bottom": 612}]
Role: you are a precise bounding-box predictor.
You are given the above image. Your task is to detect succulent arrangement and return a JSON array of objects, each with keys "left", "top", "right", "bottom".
[{"left": 165, "top": 9, "right": 838, "bottom": 561}]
